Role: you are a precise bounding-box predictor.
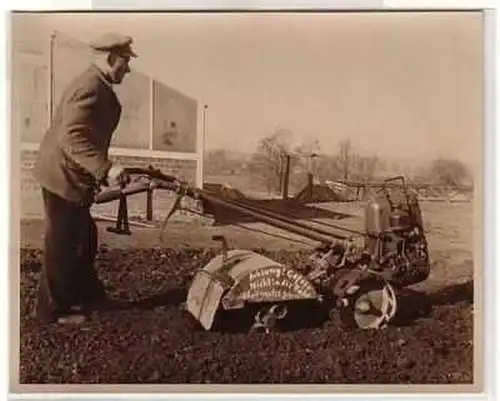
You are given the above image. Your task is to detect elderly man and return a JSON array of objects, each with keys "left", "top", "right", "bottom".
[{"left": 33, "top": 33, "right": 137, "bottom": 325}]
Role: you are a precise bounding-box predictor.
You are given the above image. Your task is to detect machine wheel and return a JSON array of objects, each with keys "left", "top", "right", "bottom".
[{"left": 338, "top": 278, "right": 397, "bottom": 330}]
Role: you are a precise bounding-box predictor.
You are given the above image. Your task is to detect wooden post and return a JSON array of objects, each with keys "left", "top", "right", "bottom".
[
  {"left": 278, "top": 154, "right": 284, "bottom": 197},
  {"left": 307, "top": 172, "right": 314, "bottom": 199},
  {"left": 146, "top": 187, "right": 153, "bottom": 221},
  {"left": 307, "top": 153, "right": 318, "bottom": 200},
  {"left": 282, "top": 154, "right": 291, "bottom": 200}
]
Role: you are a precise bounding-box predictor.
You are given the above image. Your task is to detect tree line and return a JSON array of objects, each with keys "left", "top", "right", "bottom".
[{"left": 204, "top": 129, "right": 474, "bottom": 195}]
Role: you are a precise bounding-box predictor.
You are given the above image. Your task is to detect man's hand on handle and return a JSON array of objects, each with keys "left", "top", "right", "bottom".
[
  {"left": 93, "top": 165, "right": 200, "bottom": 205},
  {"left": 102, "top": 164, "right": 131, "bottom": 188}
]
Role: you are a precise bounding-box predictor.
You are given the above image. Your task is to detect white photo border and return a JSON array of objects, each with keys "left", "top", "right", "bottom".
[{"left": 2, "top": 1, "right": 498, "bottom": 400}]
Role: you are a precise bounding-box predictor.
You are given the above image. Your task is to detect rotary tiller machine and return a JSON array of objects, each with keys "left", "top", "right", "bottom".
[{"left": 95, "top": 167, "right": 431, "bottom": 333}]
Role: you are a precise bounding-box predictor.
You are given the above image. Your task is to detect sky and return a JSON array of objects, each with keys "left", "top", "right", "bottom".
[{"left": 10, "top": 11, "right": 484, "bottom": 172}]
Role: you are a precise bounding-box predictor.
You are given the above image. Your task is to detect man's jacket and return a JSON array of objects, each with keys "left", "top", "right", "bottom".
[{"left": 34, "top": 64, "right": 122, "bottom": 205}]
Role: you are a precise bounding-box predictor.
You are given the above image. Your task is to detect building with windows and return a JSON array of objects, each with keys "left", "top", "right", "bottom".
[{"left": 14, "top": 31, "right": 204, "bottom": 219}]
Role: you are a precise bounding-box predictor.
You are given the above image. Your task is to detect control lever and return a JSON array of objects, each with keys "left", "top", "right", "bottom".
[
  {"left": 158, "top": 191, "right": 184, "bottom": 242},
  {"left": 105, "top": 180, "right": 132, "bottom": 235},
  {"left": 212, "top": 235, "right": 228, "bottom": 263}
]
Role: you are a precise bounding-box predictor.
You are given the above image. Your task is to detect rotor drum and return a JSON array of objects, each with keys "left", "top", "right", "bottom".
[{"left": 185, "top": 249, "right": 319, "bottom": 330}]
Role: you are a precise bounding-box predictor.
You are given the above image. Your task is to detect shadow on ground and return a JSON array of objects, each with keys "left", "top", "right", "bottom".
[
  {"left": 132, "top": 288, "right": 187, "bottom": 310},
  {"left": 391, "top": 280, "right": 473, "bottom": 327},
  {"left": 118, "top": 280, "right": 474, "bottom": 333}
]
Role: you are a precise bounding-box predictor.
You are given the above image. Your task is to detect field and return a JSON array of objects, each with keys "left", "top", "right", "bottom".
[{"left": 16, "top": 198, "right": 476, "bottom": 385}]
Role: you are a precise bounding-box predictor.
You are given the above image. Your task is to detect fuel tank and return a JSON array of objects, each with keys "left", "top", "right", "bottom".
[
  {"left": 389, "top": 209, "right": 411, "bottom": 232},
  {"left": 364, "top": 194, "right": 392, "bottom": 236}
]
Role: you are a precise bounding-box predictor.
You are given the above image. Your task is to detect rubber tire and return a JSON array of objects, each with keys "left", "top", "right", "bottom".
[{"left": 338, "top": 278, "right": 394, "bottom": 330}]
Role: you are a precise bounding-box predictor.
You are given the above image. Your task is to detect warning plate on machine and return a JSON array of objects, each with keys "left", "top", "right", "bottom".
[{"left": 227, "top": 266, "right": 318, "bottom": 303}]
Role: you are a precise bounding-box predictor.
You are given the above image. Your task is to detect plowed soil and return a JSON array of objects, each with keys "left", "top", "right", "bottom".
[{"left": 18, "top": 246, "right": 474, "bottom": 385}]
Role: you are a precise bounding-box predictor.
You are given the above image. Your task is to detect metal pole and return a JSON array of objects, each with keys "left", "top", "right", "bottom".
[
  {"left": 146, "top": 187, "right": 153, "bottom": 221},
  {"left": 278, "top": 153, "right": 284, "bottom": 196},
  {"left": 283, "top": 154, "right": 291, "bottom": 200},
  {"left": 202, "top": 104, "right": 208, "bottom": 186},
  {"left": 150, "top": 78, "right": 155, "bottom": 151},
  {"left": 49, "top": 32, "right": 55, "bottom": 123}
]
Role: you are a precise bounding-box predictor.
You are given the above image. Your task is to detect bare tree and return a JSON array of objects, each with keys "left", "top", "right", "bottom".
[
  {"left": 293, "top": 137, "right": 321, "bottom": 157},
  {"left": 425, "top": 157, "right": 473, "bottom": 187},
  {"left": 336, "top": 139, "right": 353, "bottom": 180},
  {"left": 352, "top": 155, "right": 380, "bottom": 181},
  {"left": 316, "top": 154, "right": 342, "bottom": 182},
  {"left": 331, "top": 139, "right": 382, "bottom": 182},
  {"left": 251, "top": 128, "right": 294, "bottom": 194},
  {"left": 291, "top": 137, "right": 322, "bottom": 175}
]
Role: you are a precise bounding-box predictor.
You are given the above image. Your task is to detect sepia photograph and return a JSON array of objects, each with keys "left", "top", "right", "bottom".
[{"left": 9, "top": 9, "right": 486, "bottom": 392}]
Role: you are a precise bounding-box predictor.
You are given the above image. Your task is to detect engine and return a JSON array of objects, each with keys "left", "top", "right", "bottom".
[
  {"left": 304, "top": 180, "right": 431, "bottom": 291},
  {"left": 364, "top": 187, "right": 431, "bottom": 287}
]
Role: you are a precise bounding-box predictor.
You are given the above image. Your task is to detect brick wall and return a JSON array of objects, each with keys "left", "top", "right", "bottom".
[{"left": 20, "top": 149, "right": 198, "bottom": 220}]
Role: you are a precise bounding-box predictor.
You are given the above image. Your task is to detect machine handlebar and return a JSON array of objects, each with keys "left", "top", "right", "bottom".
[
  {"left": 383, "top": 175, "right": 407, "bottom": 189},
  {"left": 93, "top": 166, "right": 199, "bottom": 204}
]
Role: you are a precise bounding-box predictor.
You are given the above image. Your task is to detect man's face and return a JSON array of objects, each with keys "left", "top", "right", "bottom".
[{"left": 109, "top": 53, "right": 131, "bottom": 84}]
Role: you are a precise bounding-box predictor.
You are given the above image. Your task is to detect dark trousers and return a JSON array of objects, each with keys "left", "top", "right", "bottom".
[{"left": 35, "top": 188, "right": 106, "bottom": 323}]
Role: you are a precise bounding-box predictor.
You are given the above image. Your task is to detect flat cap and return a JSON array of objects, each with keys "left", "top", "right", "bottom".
[{"left": 89, "top": 32, "right": 137, "bottom": 57}]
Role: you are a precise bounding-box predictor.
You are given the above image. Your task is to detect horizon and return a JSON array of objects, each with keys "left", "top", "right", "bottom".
[
  {"left": 202, "top": 142, "right": 475, "bottom": 175},
  {"left": 11, "top": 12, "right": 484, "bottom": 174}
]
